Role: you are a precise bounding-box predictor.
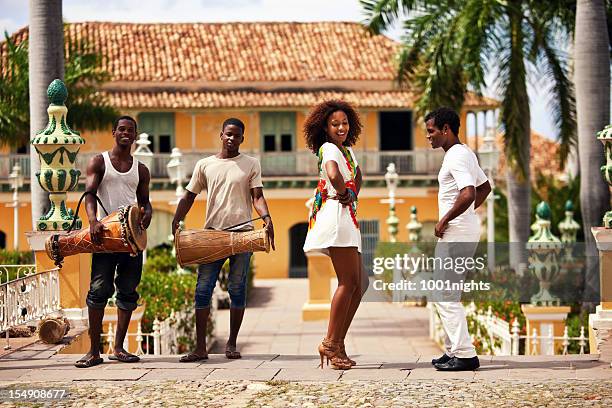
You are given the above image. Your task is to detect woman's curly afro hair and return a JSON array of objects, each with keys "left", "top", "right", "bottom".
[{"left": 303, "top": 99, "right": 362, "bottom": 154}]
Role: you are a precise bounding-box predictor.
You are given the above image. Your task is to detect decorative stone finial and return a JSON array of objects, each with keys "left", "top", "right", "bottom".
[
  {"left": 536, "top": 201, "right": 552, "bottom": 221},
  {"left": 558, "top": 200, "right": 580, "bottom": 244},
  {"left": 406, "top": 205, "right": 422, "bottom": 243},
  {"left": 31, "top": 79, "right": 85, "bottom": 231},
  {"left": 528, "top": 201, "right": 562, "bottom": 306},
  {"left": 47, "top": 79, "right": 68, "bottom": 106}
]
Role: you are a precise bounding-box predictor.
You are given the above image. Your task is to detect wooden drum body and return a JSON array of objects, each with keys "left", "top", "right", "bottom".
[
  {"left": 45, "top": 205, "right": 147, "bottom": 266},
  {"left": 175, "top": 229, "right": 269, "bottom": 267}
]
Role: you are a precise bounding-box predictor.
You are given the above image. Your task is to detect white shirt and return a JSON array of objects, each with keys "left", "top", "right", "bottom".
[{"left": 437, "top": 144, "right": 487, "bottom": 233}]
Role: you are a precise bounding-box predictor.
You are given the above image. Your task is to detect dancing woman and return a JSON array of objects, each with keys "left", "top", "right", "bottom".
[{"left": 303, "top": 100, "right": 369, "bottom": 370}]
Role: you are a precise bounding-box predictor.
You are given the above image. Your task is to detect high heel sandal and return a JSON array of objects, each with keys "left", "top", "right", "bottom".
[
  {"left": 339, "top": 339, "right": 356, "bottom": 366},
  {"left": 318, "top": 338, "right": 352, "bottom": 370}
]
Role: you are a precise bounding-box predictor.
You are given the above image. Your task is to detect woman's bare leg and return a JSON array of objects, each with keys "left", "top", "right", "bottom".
[
  {"left": 340, "top": 253, "right": 367, "bottom": 340},
  {"left": 326, "top": 247, "right": 360, "bottom": 341}
]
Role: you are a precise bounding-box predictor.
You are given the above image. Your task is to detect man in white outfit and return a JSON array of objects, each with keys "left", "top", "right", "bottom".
[{"left": 425, "top": 107, "right": 491, "bottom": 371}]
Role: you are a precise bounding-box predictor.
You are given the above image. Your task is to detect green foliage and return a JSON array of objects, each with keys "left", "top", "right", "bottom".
[
  {"left": 137, "top": 245, "right": 198, "bottom": 351},
  {"left": 360, "top": 0, "right": 577, "bottom": 175},
  {"left": 493, "top": 186, "right": 510, "bottom": 243},
  {"left": 0, "top": 29, "right": 118, "bottom": 148},
  {"left": 0, "top": 32, "right": 29, "bottom": 147},
  {"left": 494, "top": 174, "right": 582, "bottom": 243},
  {"left": 0, "top": 249, "right": 34, "bottom": 265},
  {"left": 531, "top": 173, "right": 582, "bottom": 240}
]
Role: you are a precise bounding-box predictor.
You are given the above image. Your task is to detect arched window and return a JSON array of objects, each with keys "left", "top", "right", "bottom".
[{"left": 0, "top": 230, "right": 6, "bottom": 249}]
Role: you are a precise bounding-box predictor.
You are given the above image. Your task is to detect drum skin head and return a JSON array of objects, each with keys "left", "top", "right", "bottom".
[{"left": 127, "top": 205, "right": 147, "bottom": 251}]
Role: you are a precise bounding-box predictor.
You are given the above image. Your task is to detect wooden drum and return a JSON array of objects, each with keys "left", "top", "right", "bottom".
[
  {"left": 175, "top": 229, "right": 270, "bottom": 267},
  {"left": 45, "top": 205, "right": 147, "bottom": 267}
]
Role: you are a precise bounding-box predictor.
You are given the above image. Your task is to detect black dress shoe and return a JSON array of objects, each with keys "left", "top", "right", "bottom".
[
  {"left": 431, "top": 353, "right": 452, "bottom": 365},
  {"left": 434, "top": 356, "right": 480, "bottom": 371}
]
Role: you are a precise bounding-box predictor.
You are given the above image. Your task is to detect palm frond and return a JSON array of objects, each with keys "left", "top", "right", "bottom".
[
  {"left": 360, "top": 0, "right": 424, "bottom": 34},
  {"left": 496, "top": 9, "right": 531, "bottom": 181},
  {"left": 525, "top": 14, "right": 576, "bottom": 168},
  {"left": 0, "top": 29, "right": 118, "bottom": 148}
]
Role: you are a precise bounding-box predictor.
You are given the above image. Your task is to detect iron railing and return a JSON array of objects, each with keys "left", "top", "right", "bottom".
[
  {"left": 0, "top": 150, "right": 444, "bottom": 180},
  {"left": 0, "top": 265, "right": 61, "bottom": 350}
]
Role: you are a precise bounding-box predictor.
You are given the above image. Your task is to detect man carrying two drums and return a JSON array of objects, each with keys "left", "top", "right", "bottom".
[
  {"left": 172, "top": 118, "right": 274, "bottom": 362},
  {"left": 75, "top": 116, "right": 152, "bottom": 368}
]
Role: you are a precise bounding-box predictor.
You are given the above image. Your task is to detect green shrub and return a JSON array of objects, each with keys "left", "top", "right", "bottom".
[{"left": 0, "top": 250, "right": 34, "bottom": 265}]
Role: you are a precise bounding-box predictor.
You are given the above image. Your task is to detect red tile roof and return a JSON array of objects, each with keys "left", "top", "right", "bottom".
[
  {"left": 468, "top": 131, "right": 562, "bottom": 180},
  {"left": 102, "top": 89, "right": 496, "bottom": 109},
  {"left": 2, "top": 21, "right": 499, "bottom": 109},
  {"left": 4, "top": 22, "right": 401, "bottom": 82}
]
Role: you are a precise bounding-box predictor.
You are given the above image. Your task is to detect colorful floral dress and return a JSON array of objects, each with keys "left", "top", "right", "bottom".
[{"left": 303, "top": 142, "right": 362, "bottom": 254}]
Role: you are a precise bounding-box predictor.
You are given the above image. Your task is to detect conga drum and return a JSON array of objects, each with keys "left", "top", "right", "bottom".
[
  {"left": 174, "top": 229, "right": 270, "bottom": 267},
  {"left": 45, "top": 205, "right": 147, "bottom": 267},
  {"left": 38, "top": 317, "right": 70, "bottom": 344}
]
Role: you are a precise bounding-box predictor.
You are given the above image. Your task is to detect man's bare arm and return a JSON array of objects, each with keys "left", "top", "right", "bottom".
[
  {"left": 136, "top": 163, "right": 153, "bottom": 229},
  {"left": 172, "top": 190, "right": 197, "bottom": 236},
  {"left": 85, "top": 154, "right": 105, "bottom": 244},
  {"left": 474, "top": 180, "right": 492, "bottom": 210},
  {"left": 251, "top": 187, "right": 275, "bottom": 250}
]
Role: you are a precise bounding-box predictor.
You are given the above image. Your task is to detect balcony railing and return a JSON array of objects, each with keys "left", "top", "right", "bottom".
[{"left": 0, "top": 150, "right": 444, "bottom": 181}]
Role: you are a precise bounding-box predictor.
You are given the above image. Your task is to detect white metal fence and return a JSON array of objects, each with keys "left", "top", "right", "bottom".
[
  {"left": 100, "top": 307, "right": 216, "bottom": 356},
  {"left": 0, "top": 265, "right": 61, "bottom": 350},
  {"left": 429, "top": 302, "right": 588, "bottom": 356}
]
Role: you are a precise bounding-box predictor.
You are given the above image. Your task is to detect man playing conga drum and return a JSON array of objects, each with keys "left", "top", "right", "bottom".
[
  {"left": 75, "top": 116, "right": 152, "bottom": 368},
  {"left": 172, "top": 118, "right": 274, "bottom": 362}
]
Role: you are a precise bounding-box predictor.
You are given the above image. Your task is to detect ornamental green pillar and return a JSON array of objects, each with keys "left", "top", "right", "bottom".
[
  {"left": 527, "top": 201, "right": 562, "bottom": 306},
  {"left": 597, "top": 124, "right": 612, "bottom": 228},
  {"left": 406, "top": 205, "right": 423, "bottom": 243},
  {"left": 522, "top": 201, "right": 570, "bottom": 355},
  {"left": 31, "top": 79, "right": 85, "bottom": 231},
  {"left": 590, "top": 124, "right": 612, "bottom": 360}
]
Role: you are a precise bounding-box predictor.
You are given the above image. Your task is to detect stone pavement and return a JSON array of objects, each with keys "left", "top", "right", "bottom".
[
  {"left": 0, "top": 354, "right": 610, "bottom": 407},
  {"left": 211, "top": 278, "right": 440, "bottom": 357},
  {"left": 1, "top": 279, "right": 611, "bottom": 406}
]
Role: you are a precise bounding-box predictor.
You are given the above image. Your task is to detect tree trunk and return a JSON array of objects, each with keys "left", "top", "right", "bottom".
[
  {"left": 504, "top": 8, "right": 531, "bottom": 273},
  {"left": 575, "top": 0, "right": 611, "bottom": 303},
  {"left": 28, "top": 0, "right": 64, "bottom": 228}
]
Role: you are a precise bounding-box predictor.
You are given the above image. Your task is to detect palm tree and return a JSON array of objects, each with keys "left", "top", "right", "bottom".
[
  {"left": 575, "top": 0, "right": 610, "bottom": 302},
  {"left": 28, "top": 0, "right": 64, "bottom": 227},
  {"left": 0, "top": 32, "right": 118, "bottom": 148},
  {"left": 361, "top": 0, "right": 576, "bottom": 269}
]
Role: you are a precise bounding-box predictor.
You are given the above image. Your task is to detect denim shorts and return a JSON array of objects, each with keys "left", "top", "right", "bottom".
[
  {"left": 86, "top": 252, "right": 143, "bottom": 311},
  {"left": 195, "top": 252, "right": 252, "bottom": 309}
]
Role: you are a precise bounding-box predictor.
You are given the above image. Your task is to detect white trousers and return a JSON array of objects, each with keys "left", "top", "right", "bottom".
[{"left": 432, "top": 229, "right": 479, "bottom": 359}]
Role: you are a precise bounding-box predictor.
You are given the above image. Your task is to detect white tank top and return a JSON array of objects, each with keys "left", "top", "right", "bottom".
[{"left": 97, "top": 151, "right": 139, "bottom": 217}]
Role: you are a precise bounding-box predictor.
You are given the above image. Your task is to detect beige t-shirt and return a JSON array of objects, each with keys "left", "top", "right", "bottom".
[{"left": 186, "top": 154, "right": 263, "bottom": 231}]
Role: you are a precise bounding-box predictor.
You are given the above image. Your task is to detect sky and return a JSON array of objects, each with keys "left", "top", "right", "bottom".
[{"left": 0, "top": 0, "right": 559, "bottom": 140}]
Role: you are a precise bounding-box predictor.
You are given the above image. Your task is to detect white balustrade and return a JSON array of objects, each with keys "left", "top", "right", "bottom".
[
  {"left": 429, "top": 301, "right": 588, "bottom": 356},
  {"left": 100, "top": 308, "right": 195, "bottom": 356},
  {"left": 0, "top": 265, "right": 61, "bottom": 350}
]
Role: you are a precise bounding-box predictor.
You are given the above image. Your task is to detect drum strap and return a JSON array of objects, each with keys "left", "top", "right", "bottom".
[
  {"left": 222, "top": 214, "right": 270, "bottom": 231},
  {"left": 66, "top": 191, "right": 111, "bottom": 233}
]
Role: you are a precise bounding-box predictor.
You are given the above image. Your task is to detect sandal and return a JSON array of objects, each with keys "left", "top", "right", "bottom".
[
  {"left": 108, "top": 350, "right": 140, "bottom": 363},
  {"left": 179, "top": 352, "right": 208, "bottom": 363},
  {"left": 225, "top": 344, "right": 241, "bottom": 359},
  {"left": 318, "top": 338, "right": 352, "bottom": 370},
  {"left": 75, "top": 354, "right": 104, "bottom": 368}
]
